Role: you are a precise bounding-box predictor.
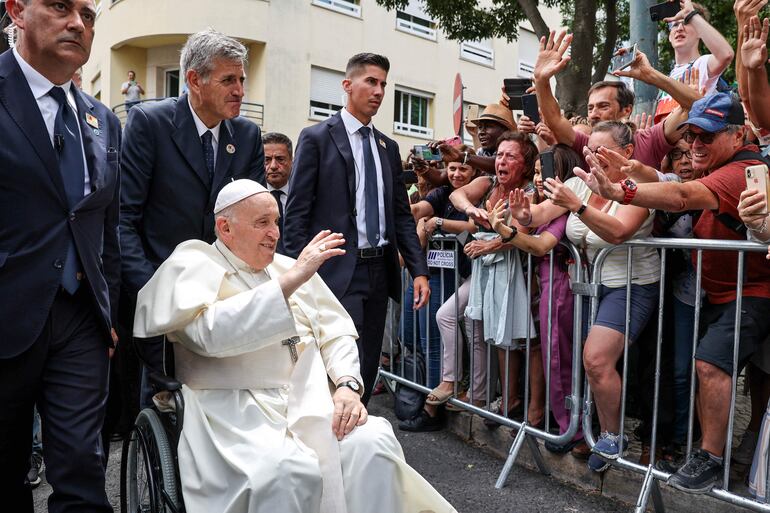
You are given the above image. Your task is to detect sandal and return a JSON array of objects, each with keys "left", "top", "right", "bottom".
[{"left": 425, "top": 386, "right": 454, "bottom": 406}]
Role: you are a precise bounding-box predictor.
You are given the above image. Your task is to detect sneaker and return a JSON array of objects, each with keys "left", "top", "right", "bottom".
[
  {"left": 732, "top": 430, "right": 758, "bottom": 466},
  {"left": 398, "top": 409, "right": 444, "bottom": 432},
  {"left": 667, "top": 449, "right": 723, "bottom": 493},
  {"left": 27, "top": 453, "right": 43, "bottom": 489},
  {"left": 588, "top": 432, "right": 628, "bottom": 473}
]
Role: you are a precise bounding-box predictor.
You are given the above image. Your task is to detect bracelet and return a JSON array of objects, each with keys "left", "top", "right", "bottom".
[
  {"left": 462, "top": 151, "right": 469, "bottom": 165},
  {"left": 520, "top": 211, "right": 533, "bottom": 227},
  {"left": 749, "top": 217, "right": 769, "bottom": 235},
  {"left": 501, "top": 225, "right": 518, "bottom": 243},
  {"left": 683, "top": 9, "right": 701, "bottom": 25},
  {"left": 575, "top": 203, "right": 588, "bottom": 216}
]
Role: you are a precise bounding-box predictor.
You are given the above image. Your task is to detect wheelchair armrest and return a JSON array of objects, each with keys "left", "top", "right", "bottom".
[{"left": 148, "top": 370, "right": 182, "bottom": 392}]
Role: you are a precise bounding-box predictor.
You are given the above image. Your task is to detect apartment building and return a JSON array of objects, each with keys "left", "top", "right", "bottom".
[{"left": 83, "top": 0, "right": 560, "bottom": 154}]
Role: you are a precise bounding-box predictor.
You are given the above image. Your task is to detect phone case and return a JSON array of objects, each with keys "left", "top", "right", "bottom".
[{"left": 745, "top": 164, "right": 770, "bottom": 214}]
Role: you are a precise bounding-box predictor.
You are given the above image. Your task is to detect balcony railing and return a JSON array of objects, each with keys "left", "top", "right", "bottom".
[{"left": 111, "top": 98, "right": 265, "bottom": 127}]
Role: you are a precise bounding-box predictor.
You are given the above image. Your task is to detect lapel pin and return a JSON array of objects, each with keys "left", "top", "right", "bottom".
[
  {"left": 226, "top": 144, "right": 236, "bottom": 154},
  {"left": 93, "top": 128, "right": 101, "bottom": 136},
  {"left": 85, "top": 113, "right": 99, "bottom": 129},
  {"left": 378, "top": 138, "right": 386, "bottom": 149}
]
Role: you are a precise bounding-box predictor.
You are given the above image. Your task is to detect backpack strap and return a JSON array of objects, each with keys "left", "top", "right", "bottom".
[{"left": 714, "top": 151, "right": 770, "bottom": 235}]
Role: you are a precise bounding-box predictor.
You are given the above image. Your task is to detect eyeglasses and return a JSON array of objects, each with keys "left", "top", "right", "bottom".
[
  {"left": 669, "top": 149, "right": 692, "bottom": 161},
  {"left": 682, "top": 129, "right": 727, "bottom": 145},
  {"left": 667, "top": 20, "right": 684, "bottom": 31},
  {"left": 585, "top": 144, "right": 623, "bottom": 156}
]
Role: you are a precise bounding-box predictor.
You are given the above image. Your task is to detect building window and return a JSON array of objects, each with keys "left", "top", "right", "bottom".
[
  {"left": 396, "top": 1, "right": 437, "bottom": 41},
  {"left": 312, "top": 0, "right": 361, "bottom": 18},
  {"left": 517, "top": 29, "right": 539, "bottom": 78},
  {"left": 460, "top": 39, "right": 494, "bottom": 68},
  {"left": 394, "top": 88, "right": 433, "bottom": 139},
  {"left": 309, "top": 66, "right": 345, "bottom": 121},
  {"left": 165, "top": 69, "right": 180, "bottom": 98}
]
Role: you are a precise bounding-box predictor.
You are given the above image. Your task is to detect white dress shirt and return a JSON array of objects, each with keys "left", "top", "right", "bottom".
[
  {"left": 266, "top": 183, "right": 289, "bottom": 211},
  {"left": 14, "top": 48, "right": 90, "bottom": 196},
  {"left": 188, "top": 97, "right": 221, "bottom": 167},
  {"left": 339, "top": 108, "right": 387, "bottom": 249}
]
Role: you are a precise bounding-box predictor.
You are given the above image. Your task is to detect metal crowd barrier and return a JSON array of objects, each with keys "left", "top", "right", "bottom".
[
  {"left": 378, "top": 234, "right": 770, "bottom": 513},
  {"left": 583, "top": 238, "right": 770, "bottom": 513}
]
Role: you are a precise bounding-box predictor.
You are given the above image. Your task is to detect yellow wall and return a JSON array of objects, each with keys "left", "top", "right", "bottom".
[{"left": 83, "top": 0, "right": 561, "bottom": 158}]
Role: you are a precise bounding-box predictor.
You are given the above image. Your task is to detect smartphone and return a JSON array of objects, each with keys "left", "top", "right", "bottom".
[
  {"left": 540, "top": 151, "right": 555, "bottom": 192},
  {"left": 521, "top": 93, "right": 540, "bottom": 124},
  {"left": 503, "top": 78, "right": 531, "bottom": 110},
  {"left": 611, "top": 44, "right": 637, "bottom": 73},
  {"left": 465, "top": 104, "right": 481, "bottom": 127},
  {"left": 745, "top": 164, "right": 770, "bottom": 214},
  {"left": 649, "top": 0, "right": 680, "bottom": 22},
  {"left": 402, "top": 169, "right": 419, "bottom": 185},
  {"left": 413, "top": 145, "right": 441, "bottom": 161}
]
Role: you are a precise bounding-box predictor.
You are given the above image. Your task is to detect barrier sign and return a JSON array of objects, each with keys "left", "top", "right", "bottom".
[{"left": 427, "top": 249, "right": 455, "bottom": 269}]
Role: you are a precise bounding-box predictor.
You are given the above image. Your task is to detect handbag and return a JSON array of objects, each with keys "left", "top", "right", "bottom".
[{"left": 393, "top": 348, "right": 427, "bottom": 421}]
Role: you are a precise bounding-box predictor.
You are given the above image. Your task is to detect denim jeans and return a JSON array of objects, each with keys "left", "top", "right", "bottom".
[
  {"left": 672, "top": 297, "right": 695, "bottom": 443},
  {"left": 401, "top": 269, "right": 456, "bottom": 389}
]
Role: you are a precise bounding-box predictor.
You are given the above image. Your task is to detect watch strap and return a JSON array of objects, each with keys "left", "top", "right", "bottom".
[
  {"left": 575, "top": 203, "right": 588, "bottom": 216},
  {"left": 500, "top": 226, "right": 518, "bottom": 243}
]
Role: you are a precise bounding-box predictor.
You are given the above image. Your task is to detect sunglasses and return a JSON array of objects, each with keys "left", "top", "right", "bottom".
[{"left": 682, "top": 129, "right": 727, "bottom": 145}]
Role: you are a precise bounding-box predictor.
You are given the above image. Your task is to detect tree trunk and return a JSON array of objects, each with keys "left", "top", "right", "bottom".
[
  {"left": 592, "top": 0, "right": 618, "bottom": 84},
  {"left": 515, "top": 0, "right": 549, "bottom": 39},
  {"left": 558, "top": 0, "right": 597, "bottom": 117}
]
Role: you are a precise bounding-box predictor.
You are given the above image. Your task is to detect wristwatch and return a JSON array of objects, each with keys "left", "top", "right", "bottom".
[
  {"left": 501, "top": 225, "right": 518, "bottom": 243},
  {"left": 575, "top": 203, "right": 588, "bottom": 216},
  {"left": 435, "top": 218, "right": 444, "bottom": 231},
  {"left": 620, "top": 179, "right": 638, "bottom": 205},
  {"left": 337, "top": 379, "right": 362, "bottom": 395}
]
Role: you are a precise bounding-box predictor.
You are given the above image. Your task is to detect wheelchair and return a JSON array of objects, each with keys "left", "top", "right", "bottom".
[{"left": 120, "top": 368, "right": 186, "bottom": 513}]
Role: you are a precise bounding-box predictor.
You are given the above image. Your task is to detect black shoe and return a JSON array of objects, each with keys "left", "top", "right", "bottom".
[
  {"left": 667, "top": 449, "right": 722, "bottom": 493},
  {"left": 544, "top": 438, "right": 582, "bottom": 454},
  {"left": 398, "top": 409, "right": 444, "bottom": 432},
  {"left": 27, "top": 453, "right": 43, "bottom": 489}
]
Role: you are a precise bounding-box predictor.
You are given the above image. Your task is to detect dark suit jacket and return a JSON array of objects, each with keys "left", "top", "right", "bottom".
[
  {"left": 120, "top": 95, "right": 265, "bottom": 293},
  {"left": 0, "top": 50, "right": 121, "bottom": 358},
  {"left": 283, "top": 112, "right": 428, "bottom": 300}
]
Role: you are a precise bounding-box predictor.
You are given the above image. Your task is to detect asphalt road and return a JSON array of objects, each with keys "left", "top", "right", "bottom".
[{"left": 32, "top": 392, "right": 628, "bottom": 513}]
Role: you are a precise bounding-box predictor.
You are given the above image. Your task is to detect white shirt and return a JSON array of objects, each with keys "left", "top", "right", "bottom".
[
  {"left": 266, "top": 183, "right": 289, "bottom": 211},
  {"left": 339, "top": 108, "right": 387, "bottom": 249},
  {"left": 188, "top": 96, "right": 221, "bottom": 166},
  {"left": 14, "top": 48, "right": 90, "bottom": 197}
]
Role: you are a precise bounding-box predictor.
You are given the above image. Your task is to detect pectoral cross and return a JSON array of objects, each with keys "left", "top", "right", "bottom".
[{"left": 282, "top": 336, "right": 300, "bottom": 363}]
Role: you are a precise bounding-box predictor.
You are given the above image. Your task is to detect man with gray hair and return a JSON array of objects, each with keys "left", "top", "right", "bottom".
[{"left": 119, "top": 28, "right": 265, "bottom": 408}]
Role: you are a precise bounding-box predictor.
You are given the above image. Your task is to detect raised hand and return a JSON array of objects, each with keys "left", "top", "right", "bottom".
[
  {"left": 735, "top": 0, "right": 769, "bottom": 24},
  {"left": 517, "top": 115, "right": 537, "bottom": 135},
  {"left": 613, "top": 48, "right": 654, "bottom": 81},
  {"left": 738, "top": 188, "right": 769, "bottom": 230},
  {"left": 543, "top": 177, "right": 581, "bottom": 211},
  {"left": 632, "top": 112, "right": 653, "bottom": 131},
  {"left": 465, "top": 205, "right": 491, "bottom": 229},
  {"left": 486, "top": 198, "right": 509, "bottom": 234},
  {"left": 574, "top": 148, "right": 622, "bottom": 202},
  {"left": 742, "top": 16, "right": 770, "bottom": 70},
  {"left": 508, "top": 188, "right": 532, "bottom": 224},
  {"left": 534, "top": 29, "right": 573, "bottom": 81}
]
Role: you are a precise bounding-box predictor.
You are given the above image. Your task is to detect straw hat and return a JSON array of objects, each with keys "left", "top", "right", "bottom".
[{"left": 470, "top": 103, "right": 517, "bottom": 132}]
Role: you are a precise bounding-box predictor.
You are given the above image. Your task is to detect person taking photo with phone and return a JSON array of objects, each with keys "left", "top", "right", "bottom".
[{"left": 653, "top": 0, "right": 734, "bottom": 124}]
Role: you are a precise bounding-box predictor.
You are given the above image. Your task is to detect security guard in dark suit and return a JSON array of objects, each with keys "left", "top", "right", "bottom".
[{"left": 0, "top": 1, "right": 120, "bottom": 511}]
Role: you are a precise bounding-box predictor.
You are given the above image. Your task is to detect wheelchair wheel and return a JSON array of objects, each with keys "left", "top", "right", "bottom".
[{"left": 121, "top": 408, "right": 181, "bottom": 513}]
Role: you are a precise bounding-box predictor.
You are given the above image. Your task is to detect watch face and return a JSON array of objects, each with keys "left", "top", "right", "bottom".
[
  {"left": 349, "top": 381, "right": 360, "bottom": 391},
  {"left": 624, "top": 179, "right": 637, "bottom": 191}
]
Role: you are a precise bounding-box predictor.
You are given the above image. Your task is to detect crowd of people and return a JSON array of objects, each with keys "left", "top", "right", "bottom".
[
  {"left": 392, "top": 0, "right": 770, "bottom": 499},
  {"left": 5, "top": 0, "right": 770, "bottom": 511}
]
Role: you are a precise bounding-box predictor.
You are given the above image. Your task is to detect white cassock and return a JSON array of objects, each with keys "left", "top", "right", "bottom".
[{"left": 134, "top": 239, "right": 456, "bottom": 513}]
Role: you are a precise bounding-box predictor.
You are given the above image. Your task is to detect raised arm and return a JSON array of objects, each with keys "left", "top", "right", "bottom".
[
  {"left": 533, "top": 30, "right": 577, "bottom": 147},
  {"left": 735, "top": 0, "right": 769, "bottom": 121},
  {"left": 613, "top": 49, "right": 701, "bottom": 111},
  {"left": 742, "top": 17, "right": 770, "bottom": 130},
  {"left": 668, "top": 0, "right": 734, "bottom": 76}
]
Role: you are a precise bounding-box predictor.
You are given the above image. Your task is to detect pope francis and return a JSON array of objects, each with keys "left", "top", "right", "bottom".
[{"left": 133, "top": 179, "right": 455, "bottom": 513}]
